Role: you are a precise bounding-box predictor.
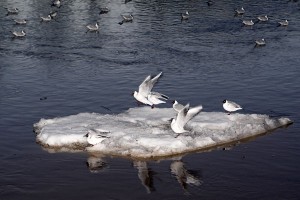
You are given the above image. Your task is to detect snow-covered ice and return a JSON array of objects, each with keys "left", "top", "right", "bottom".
[{"left": 34, "top": 107, "right": 292, "bottom": 158}]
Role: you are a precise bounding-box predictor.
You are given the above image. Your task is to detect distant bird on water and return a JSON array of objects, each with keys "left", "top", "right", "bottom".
[
  {"left": 257, "top": 15, "right": 268, "bottom": 22},
  {"left": 278, "top": 19, "right": 288, "bottom": 26},
  {"left": 52, "top": 0, "right": 61, "bottom": 8},
  {"left": 86, "top": 22, "right": 99, "bottom": 32},
  {"left": 255, "top": 38, "right": 266, "bottom": 47},
  {"left": 119, "top": 14, "right": 134, "bottom": 25},
  {"left": 181, "top": 11, "right": 189, "bottom": 20},
  {"left": 222, "top": 99, "right": 242, "bottom": 115},
  {"left": 235, "top": 7, "right": 245, "bottom": 15},
  {"left": 14, "top": 19, "right": 27, "bottom": 25},
  {"left": 7, "top": 8, "right": 19, "bottom": 15},
  {"left": 41, "top": 15, "right": 52, "bottom": 22},
  {"left": 99, "top": 7, "right": 110, "bottom": 14},
  {"left": 11, "top": 30, "right": 26, "bottom": 37},
  {"left": 242, "top": 19, "right": 254, "bottom": 26}
]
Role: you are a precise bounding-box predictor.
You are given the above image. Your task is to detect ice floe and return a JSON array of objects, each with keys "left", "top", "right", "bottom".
[{"left": 34, "top": 107, "right": 292, "bottom": 158}]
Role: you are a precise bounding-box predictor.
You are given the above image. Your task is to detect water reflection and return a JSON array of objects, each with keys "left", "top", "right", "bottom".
[
  {"left": 133, "top": 161, "right": 155, "bottom": 193},
  {"left": 170, "top": 160, "right": 202, "bottom": 191},
  {"left": 86, "top": 154, "right": 108, "bottom": 173}
]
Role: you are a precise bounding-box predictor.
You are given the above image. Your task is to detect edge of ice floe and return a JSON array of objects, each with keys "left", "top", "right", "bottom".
[{"left": 33, "top": 113, "right": 293, "bottom": 159}]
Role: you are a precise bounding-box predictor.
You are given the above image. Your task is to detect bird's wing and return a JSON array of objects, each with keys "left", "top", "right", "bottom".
[
  {"left": 149, "top": 91, "right": 169, "bottom": 100},
  {"left": 228, "top": 101, "right": 242, "bottom": 109},
  {"left": 184, "top": 105, "right": 203, "bottom": 124},
  {"left": 150, "top": 72, "right": 162, "bottom": 86},
  {"left": 175, "top": 104, "right": 190, "bottom": 128},
  {"left": 138, "top": 75, "right": 151, "bottom": 97}
]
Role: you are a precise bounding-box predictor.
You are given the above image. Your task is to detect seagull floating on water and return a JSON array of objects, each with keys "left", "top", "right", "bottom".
[
  {"left": 257, "top": 15, "right": 268, "bottom": 22},
  {"left": 12, "top": 30, "right": 26, "bottom": 37},
  {"left": 235, "top": 7, "right": 245, "bottom": 15},
  {"left": 242, "top": 19, "right": 254, "bottom": 26},
  {"left": 84, "top": 129, "right": 110, "bottom": 146},
  {"left": 41, "top": 15, "right": 52, "bottom": 22},
  {"left": 7, "top": 8, "right": 19, "bottom": 15},
  {"left": 172, "top": 100, "right": 185, "bottom": 112},
  {"left": 52, "top": 0, "right": 61, "bottom": 8},
  {"left": 255, "top": 38, "right": 266, "bottom": 46},
  {"left": 133, "top": 72, "right": 168, "bottom": 108},
  {"left": 99, "top": 7, "right": 110, "bottom": 14},
  {"left": 122, "top": 14, "right": 134, "bottom": 22},
  {"left": 171, "top": 103, "right": 203, "bottom": 135},
  {"left": 14, "top": 19, "right": 27, "bottom": 25},
  {"left": 207, "top": 0, "right": 214, "bottom": 6},
  {"left": 181, "top": 11, "right": 189, "bottom": 20},
  {"left": 222, "top": 99, "right": 242, "bottom": 115},
  {"left": 86, "top": 22, "right": 99, "bottom": 32},
  {"left": 278, "top": 19, "right": 288, "bottom": 26}
]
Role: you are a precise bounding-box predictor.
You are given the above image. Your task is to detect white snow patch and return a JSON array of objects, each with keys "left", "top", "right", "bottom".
[{"left": 34, "top": 107, "right": 292, "bottom": 158}]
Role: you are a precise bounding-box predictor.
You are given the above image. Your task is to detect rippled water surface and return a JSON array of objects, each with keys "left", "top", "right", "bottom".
[{"left": 1, "top": 0, "right": 300, "bottom": 199}]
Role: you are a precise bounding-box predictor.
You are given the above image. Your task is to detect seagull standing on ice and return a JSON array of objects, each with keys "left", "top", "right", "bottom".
[
  {"left": 133, "top": 72, "right": 168, "bottom": 108},
  {"left": 222, "top": 99, "right": 242, "bottom": 115},
  {"left": 84, "top": 129, "right": 110, "bottom": 145},
  {"left": 172, "top": 100, "right": 185, "bottom": 112},
  {"left": 171, "top": 103, "right": 203, "bottom": 136}
]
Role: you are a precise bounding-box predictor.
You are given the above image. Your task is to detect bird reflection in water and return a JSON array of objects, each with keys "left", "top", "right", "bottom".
[
  {"left": 170, "top": 160, "right": 202, "bottom": 191},
  {"left": 86, "top": 154, "right": 108, "bottom": 173},
  {"left": 133, "top": 161, "right": 155, "bottom": 193}
]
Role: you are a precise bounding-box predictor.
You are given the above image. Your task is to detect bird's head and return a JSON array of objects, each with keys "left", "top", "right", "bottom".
[{"left": 223, "top": 99, "right": 227, "bottom": 103}]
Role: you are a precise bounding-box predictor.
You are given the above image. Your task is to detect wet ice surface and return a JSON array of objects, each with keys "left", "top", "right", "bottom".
[{"left": 34, "top": 107, "right": 292, "bottom": 158}]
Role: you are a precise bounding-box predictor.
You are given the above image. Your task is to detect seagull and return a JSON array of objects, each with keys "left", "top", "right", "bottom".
[
  {"left": 147, "top": 92, "right": 169, "bottom": 106},
  {"left": 235, "top": 7, "right": 245, "bottom": 15},
  {"left": 41, "top": 15, "right": 52, "bottom": 22},
  {"left": 99, "top": 7, "right": 110, "bottom": 14},
  {"left": 222, "top": 99, "right": 242, "bottom": 115},
  {"left": 122, "top": 14, "right": 134, "bottom": 22},
  {"left": 86, "top": 22, "right": 99, "bottom": 32},
  {"left": 12, "top": 30, "right": 26, "bottom": 37},
  {"left": 278, "top": 19, "right": 288, "bottom": 26},
  {"left": 14, "top": 19, "right": 27, "bottom": 25},
  {"left": 257, "top": 15, "right": 268, "bottom": 22},
  {"left": 207, "top": 0, "right": 214, "bottom": 6},
  {"left": 181, "top": 11, "right": 189, "bottom": 20},
  {"left": 52, "top": 0, "right": 61, "bottom": 8},
  {"left": 7, "top": 8, "right": 19, "bottom": 15},
  {"left": 49, "top": 11, "right": 58, "bottom": 18},
  {"left": 170, "top": 160, "right": 201, "bottom": 190},
  {"left": 132, "top": 72, "right": 163, "bottom": 107},
  {"left": 171, "top": 103, "right": 203, "bottom": 135},
  {"left": 84, "top": 129, "right": 110, "bottom": 146},
  {"left": 242, "top": 19, "right": 254, "bottom": 26},
  {"left": 255, "top": 38, "right": 266, "bottom": 46},
  {"left": 172, "top": 100, "right": 185, "bottom": 112}
]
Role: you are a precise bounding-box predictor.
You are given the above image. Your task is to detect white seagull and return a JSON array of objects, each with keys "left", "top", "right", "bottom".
[
  {"left": 41, "top": 15, "right": 52, "bottom": 22},
  {"left": 121, "top": 14, "right": 134, "bottom": 22},
  {"left": 242, "top": 19, "right": 254, "bottom": 26},
  {"left": 86, "top": 22, "right": 99, "bottom": 32},
  {"left": 14, "top": 19, "right": 27, "bottom": 25},
  {"left": 99, "top": 7, "right": 110, "bottom": 14},
  {"left": 133, "top": 72, "right": 166, "bottom": 108},
  {"left": 7, "top": 8, "right": 19, "bottom": 15},
  {"left": 147, "top": 92, "right": 169, "bottom": 106},
  {"left": 171, "top": 103, "right": 203, "bottom": 135},
  {"left": 84, "top": 129, "right": 110, "bottom": 146},
  {"left": 181, "top": 11, "right": 189, "bottom": 20},
  {"left": 12, "top": 30, "right": 26, "bottom": 37},
  {"left": 222, "top": 99, "right": 242, "bottom": 114},
  {"left": 255, "top": 38, "right": 266, "bottom": 46},
  {"left": 235, "top": 7, "right": 245, "bottom": 15},
  {"left": 172, "top": 100, "right": 185, "bottom": 112},
  {"left": 278, "top": 19, "right": 288, "bottom": 26},
  {"left": 257, "top": 15, "right": 268, "bottom": 22}
]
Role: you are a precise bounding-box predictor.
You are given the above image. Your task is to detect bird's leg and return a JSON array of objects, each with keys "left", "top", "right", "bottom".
[{"left": 151, "top": 105, "right": 155, "bottom": 109}]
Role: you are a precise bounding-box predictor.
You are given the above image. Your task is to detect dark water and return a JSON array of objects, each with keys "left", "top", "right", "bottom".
[{"left": 1, "top": 0, "right": 300, "bottom": 199}]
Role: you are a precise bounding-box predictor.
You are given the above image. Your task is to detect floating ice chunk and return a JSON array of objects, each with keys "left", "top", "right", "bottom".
[{"left": 34, "top": 107, "right": 292, "bottom": 158}]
